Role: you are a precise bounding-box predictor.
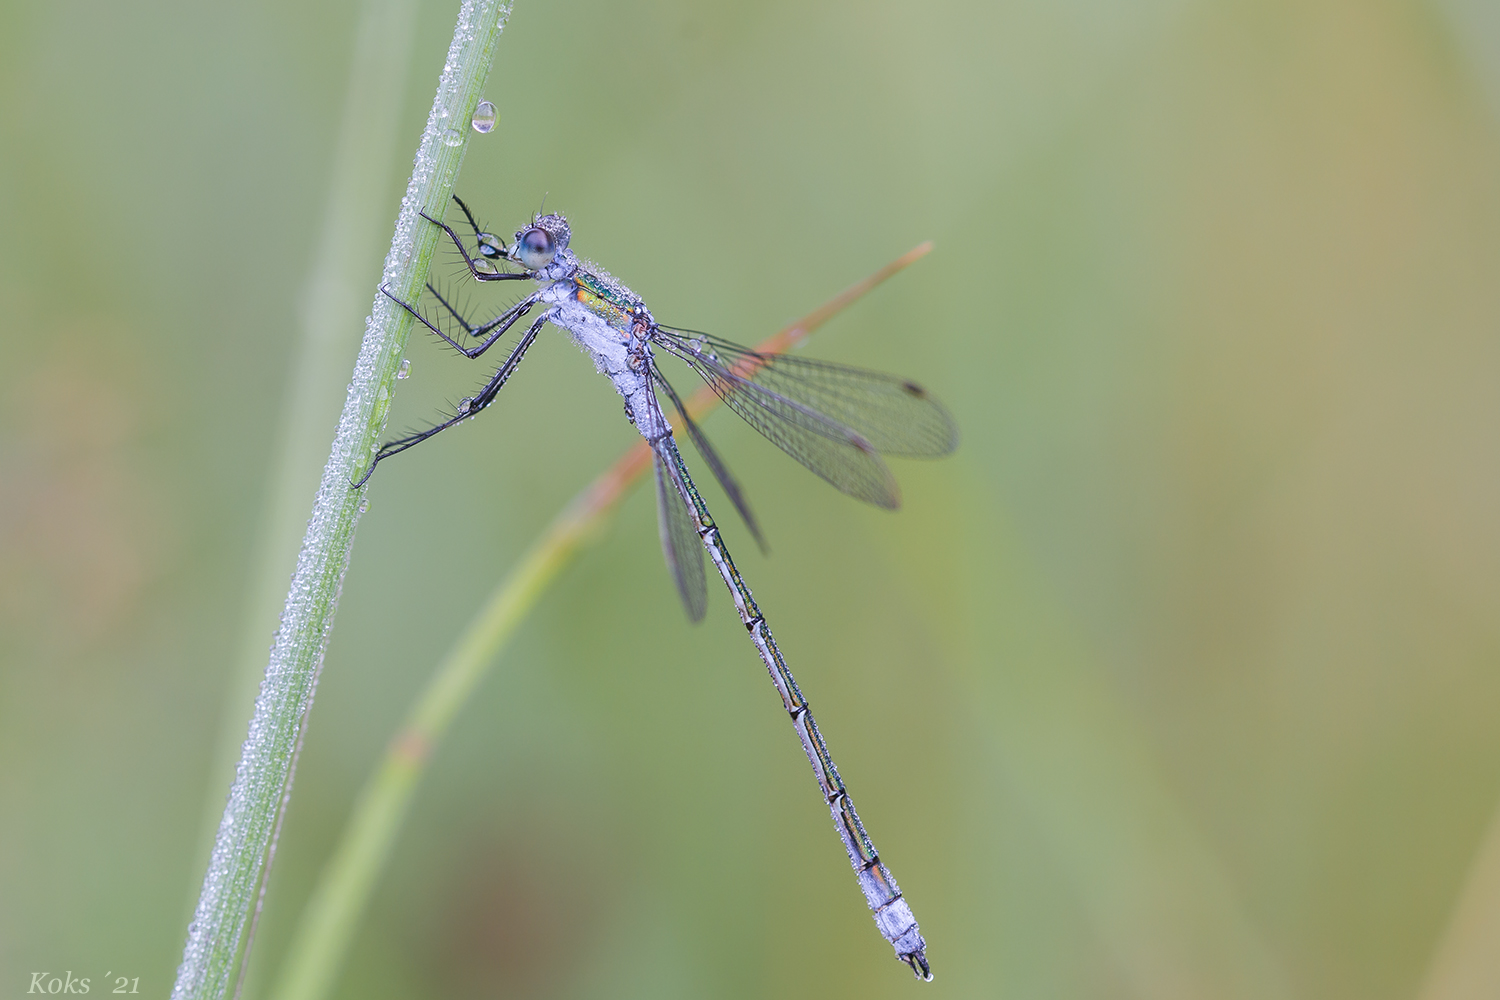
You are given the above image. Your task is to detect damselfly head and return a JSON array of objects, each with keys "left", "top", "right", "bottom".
[{"left": 512, "top": 213, "right": 570, "bottom": 270}]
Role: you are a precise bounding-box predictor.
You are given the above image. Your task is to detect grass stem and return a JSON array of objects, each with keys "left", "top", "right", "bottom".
[
  {"left": 197, "top": 0, "right": 420, "bottom": 893},
  {"left": 171, "top": 4, "right": 514, "bottom": 998}
]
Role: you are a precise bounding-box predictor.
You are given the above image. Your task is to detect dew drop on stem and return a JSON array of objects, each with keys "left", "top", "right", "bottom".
[{"left": 471, "top": 101, "right": 497, "bottom": 133}]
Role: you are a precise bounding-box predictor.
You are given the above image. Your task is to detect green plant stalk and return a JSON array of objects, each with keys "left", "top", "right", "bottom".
[
  {"left": 268, "top": 242, "right": 932, "bottom": 1000},
  {"left": 198, "top": 0, "right": 420, "bottom": 882},
  {"left": 1418, "top": 797, "right": 1500, "bottom": 1000},
  {"left": 171, "top": 3, "right": 514, "bottom": 998}
]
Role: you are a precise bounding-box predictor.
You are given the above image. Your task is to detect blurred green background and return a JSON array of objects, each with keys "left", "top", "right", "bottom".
[{"left": 4, "top": 0, "right": 1500, "bottom": 997}]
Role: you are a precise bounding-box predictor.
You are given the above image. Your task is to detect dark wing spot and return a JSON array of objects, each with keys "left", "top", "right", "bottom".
[{"left": 901, "top": 380, "right": 928, "bottom": 398}]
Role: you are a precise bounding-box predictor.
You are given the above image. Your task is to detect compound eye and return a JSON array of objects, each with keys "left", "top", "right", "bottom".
[
  {"left": 517, "top": 227, "right": 555, "bottom": 269},
  {"left": 475, "top": 232, "right": 504, "bottom": 258}
]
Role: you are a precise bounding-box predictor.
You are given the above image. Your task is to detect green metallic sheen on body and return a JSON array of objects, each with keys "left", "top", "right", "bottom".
[
  {"left": 573, "top": 268, "right": 645, "bottom": 333},
  {"left": 576, "top": 268, "right": 639, "bottom": 308},
  {"left": 573, "top": 290, "right": 629, "bottom": 331},
  {"left": 574, "top": 286, "right": 629, "bottom": 330}
]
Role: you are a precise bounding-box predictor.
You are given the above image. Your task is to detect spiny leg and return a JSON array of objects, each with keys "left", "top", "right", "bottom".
[
  {"left": 423, "top": 281, "right": 485, "bottom": 338},
  {"left": 355, "top": 197, "right": 543, "bottom": 489},
  {"left": 380, "top": 282, "right": 538, "bottom": 359},
  {"left": 654, "top": 435, "right": 931, "bottom": 980},
  {"left": 423, "top": 194, "right": 532, "bottom": 338},
  {"left": 449, "top": 193, "right": 491, "bottom": 246},
  {"left": 421, "top": 204, "right": 531, "bottom": 283},
  {"left": 353, "top": 313, "right": 548, "bottom": 487},
  {"left": 421, "top": 279, "right": 544, "bottom": 356}
]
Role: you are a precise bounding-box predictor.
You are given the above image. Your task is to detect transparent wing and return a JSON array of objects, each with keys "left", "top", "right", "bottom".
[
  {"left": 655, "top": 446, "right": 707, "bottom": 622},
  {"left": 652, "top": 368, "right": 767, "bottom": 552},
  {"left": 658, "top": 328, "right": 958, "bottom": 457},
  {"left": 653, "top": 328, "right": 958, "bottom": 509}
]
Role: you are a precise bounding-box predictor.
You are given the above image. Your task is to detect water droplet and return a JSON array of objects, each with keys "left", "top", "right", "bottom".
[
  {"left": 457, "top": 397, "right": 472, "bottom": 415},
  {"left": 471, "top": 101, "right": 497, "bottom": 133},
  {"left": 358, "top": 497, "right": 370, "bottom": 514},
  {"left": 440, "top": 127, "right": 463, "bottom": 147},
  {"left": 396, "top": 358, "right": 411, "bottom": 379},
  {"left": 472, "top": 258, "right": 499, "bottom": 275},
  {"left": 477, "top": 233, "right": 504, "bottom": 255}
]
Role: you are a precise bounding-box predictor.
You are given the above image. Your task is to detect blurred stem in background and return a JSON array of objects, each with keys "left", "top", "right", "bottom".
[
  {"left": 1418, "top": 2, "right": 1500, "bottom": 984},
  {"left": 941, "top": 508, "right": 1294, "bottom": 1000},
  {"left": 173, "top": 3, "right": 515, "bottom": 999},
  {"left": 198, "top": 0, "right": 419, "bottom": 885},
  {"left": 267, "top": 244, "right": 932, "bottom": 1000},
  {"left": 1418, "top": 801, "right": 1500, "bottom": 1000}
]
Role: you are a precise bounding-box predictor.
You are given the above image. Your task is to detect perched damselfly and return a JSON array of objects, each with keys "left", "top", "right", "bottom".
[{"left": 360, "top": 196, "right": 956, "bottom": 979}]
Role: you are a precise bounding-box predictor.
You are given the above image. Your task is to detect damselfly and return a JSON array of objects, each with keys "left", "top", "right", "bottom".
[{"left": 360, "top": 196, "right": 957, "bottom": 979}]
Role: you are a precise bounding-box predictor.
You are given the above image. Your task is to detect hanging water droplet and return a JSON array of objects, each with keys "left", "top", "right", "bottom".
[
  {"left": 472, "top": 258, "right": 499, "bottom": 275},
  {"left": 477, "top": 233, "right": 504, "bottom": 256},
  {"left": 457, "top": 397, "right": 473, "bottom": 415},
  {"left": 471, "top": 101, "right": 497, "bottom": 133},
  {"left": 396, "top": 358, "right": 411, "bottom": 379},
  {"left": 440, "top": 127, "right": 463, "bottom": 147},
  {"left": 358, "top": 497, "right": 370, "bottom": 514}
]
